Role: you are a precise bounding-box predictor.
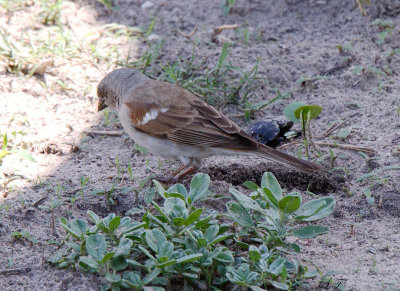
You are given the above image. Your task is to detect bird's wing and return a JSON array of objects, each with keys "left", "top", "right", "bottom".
[{"left": 124, "top": 80, "right": 257, "bottom": 149}]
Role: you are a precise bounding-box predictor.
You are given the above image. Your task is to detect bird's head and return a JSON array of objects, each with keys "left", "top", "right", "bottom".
[{"left": 97, "top": 68, "right": 148, "bottom": 112}]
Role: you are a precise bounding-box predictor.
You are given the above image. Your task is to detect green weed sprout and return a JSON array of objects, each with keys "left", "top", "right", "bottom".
[
  {"left": 283, "top": 102, "right": 322, "bottom": 157},
  {"left": 0, "top": 133, "right": 35, "bottom": 164}
]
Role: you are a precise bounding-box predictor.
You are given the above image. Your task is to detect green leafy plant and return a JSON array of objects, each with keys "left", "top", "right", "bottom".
[
  {"left": 0, "top": 133, "right": 35, "bottom": 165},
  {"left": 50, "top": 172, "right": 335, "bottom": 290},
  {"left": 356, "top": 165, "right": 400, "bottom": 205},
  {"left": 38, "top": 0, "right": 62, "bottom": 26},
  {"left": 222, "top": 0, "right": 236, "bottom": 16},
  {"left": 11, "top": 230, "right": 38, "bottom": 244},
  {"left": 283, "top": 102, "right": 322, "bottom": 157},
  {"left": 369, "top": 19, "right": 395, "bottom": 45}
]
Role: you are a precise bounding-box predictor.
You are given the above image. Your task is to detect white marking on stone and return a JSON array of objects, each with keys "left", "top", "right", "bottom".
[{"left": 138, "top": 108, "right": 168, "bottom": 125}]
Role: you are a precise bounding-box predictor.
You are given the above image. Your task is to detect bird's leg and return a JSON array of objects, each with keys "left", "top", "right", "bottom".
[
  {"left": 177, "top": 166, "right": 196, "bottom": 179},
  {"left": 171, "top": 164, "right": 187, "bottom": 178}
]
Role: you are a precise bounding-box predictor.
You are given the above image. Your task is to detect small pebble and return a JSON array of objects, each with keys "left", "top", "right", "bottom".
[{"left": 141, "top": 1, "right": 154, "bottom": 9}]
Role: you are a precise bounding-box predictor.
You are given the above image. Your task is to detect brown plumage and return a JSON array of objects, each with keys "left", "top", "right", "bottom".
[{"left": 97, "top": 68, "right": 320, "bottom": 177}]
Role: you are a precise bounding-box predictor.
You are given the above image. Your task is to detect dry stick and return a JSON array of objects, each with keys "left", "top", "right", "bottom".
[
  {"left": 279, "top": 141, "right": 374, "bottom": 154},
  {"left": 0, "top": 267, "right": 31, "bottom": 275},
  {"left": 378, "top": 193, "right": 383, "bottom": 208},
  {"left": 85, "top": 130, "right": 123, "bottom": 136},
  {"left": 33, "top": 195, "right": 48, "bottom": 208},
  {"left": 323, "top": 117, "right": 352, "bottom": 137},
  {"left": 177, "top": 27, "right": 198, "bottom": 45},
  {"left": 313, "top": 142, "right": 374, "bottom": 153},
  {"left": 213, "top": 24, "right": 239, "bottom": 35}
]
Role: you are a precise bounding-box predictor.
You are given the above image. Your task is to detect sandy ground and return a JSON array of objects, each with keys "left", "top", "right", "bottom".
[{"left": 1, "top": 0, "right": 400, "bottom": 290}]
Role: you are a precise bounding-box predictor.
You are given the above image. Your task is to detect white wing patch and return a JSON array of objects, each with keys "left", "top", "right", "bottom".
[{"left": 138, "top": 108, "right": 168, "bottom": 125}]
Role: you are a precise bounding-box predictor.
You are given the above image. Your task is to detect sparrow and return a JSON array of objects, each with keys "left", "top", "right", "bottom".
[{"left": 97, "top": 68, "right": 320, "bottom": 178}]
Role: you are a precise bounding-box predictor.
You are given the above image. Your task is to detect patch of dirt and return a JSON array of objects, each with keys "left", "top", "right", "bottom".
[
  {"left": 1, "top": 0, "right": 400, "bottom": 290},
  {"left": 207, "top": 161, "right": 345, "bottom": 193}
]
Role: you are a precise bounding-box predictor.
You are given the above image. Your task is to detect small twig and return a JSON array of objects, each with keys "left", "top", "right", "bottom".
[
  {"left": 33, "top": 196, "right": 48, "bottom": 208},
  {"left": 213, "top": 24, "right": 239, "bottom": 36},
  {"left": 323, "top": 117, "right": 352, "bottom": 137},
  {"left": 85, "top": 130, "right": 123, "bottom": 136},
  {"left": 378, "top": 193, "right": 383, "bottom": 207},
  {"left": 315, "top": 142, "right": 374, "bottom": 153},
  {"left": 279, "top": 140, "right": 374, "bottom": 153},
  {"left": 321, "top": 57, "right": 353, "bottom": 76},
  {"left": 177, "top": 27, "right": 198, "bottom": 45},
  {"left": 0, "top": 267, "right": 31, "bottom": 275}
]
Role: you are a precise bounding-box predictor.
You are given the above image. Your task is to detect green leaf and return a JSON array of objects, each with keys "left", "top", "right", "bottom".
[
  {"left": 167, "top": 183, "right": 188, "bottom": 197},
  {"left": 0, "top": 149, "right": 9, "bottom": 160},
  {"left": 204, "top": 225, "right": 219, "bottom": 242},
  {"left": 294, "top": 200, "right": 326, "bottom": 220},
  {"left": 299, "top": 197, "right": 335, "bottom": 221},
  {"left": 243, "top": 181, "right": 259, "bottom": 191},
  {"left": 122, "top": 272, "right": 141, "bottom": 287},
  {"left": 86, "top": 234, "right": 107, "bottom": 262},
  {"left": 60, "top": 218, "right": 83, "bottom": 238},
  {"left": 165, "top": 192, "right": 186, "bottom": 201},
  {"left": 151, "top": 201, "right": 170, "bottom": 223},
  {"left": 229, "top": 188, "right": 264, "bottom": 212},
  {"left": 269, "top": 257, "right": 286, "bottom": 276},
  {"left": 142, "top": 268, "right": 161, "bottom": 285},
  {"left": 283, "top": 102, "right": 306, "bottom": 122},
  {"left": 152, "top": 180, "right": 166, "bottom": 198},
  {"left": 145, "top": 229, "right": 167, "bottom": 253},
  {"left": 363, "top": 188, "right": 375, "bottom": 205},
  {"left": 79, "top": 256, "right": 99, "bottom": 270},
  {"left": 143, "top": 187, "right": 156, "bottom": 204},
  {"left": 87, "top": 210, "right": 100, "bottom": 224},
  {"left": 111, "top": 256, "right": 128, "bottom": 271},
  {"left": 262, "top": 188, "right": 278, "bottom": 208},
  {"left": 109, "top": 216, "right": 121, "bottom": 232},
  {"left": 184, "top": 208, "right": 203, "bottom": 226},
  {"left": 188, "top": 173, "right": 210, "bottom": 204},
  {"left": 226, "top": 201, "right": 254, "bottom": 228},
  {"left": 209, "top": 234, "right": 232, "bottom": 246},
  {"left": 9, "top": 149, "right": 35, "bottom": 162},
  {"left": 278, "top": 194, "right": 301, "bottom": 214},
  {"left": 261, "top": 172, "right": 282, "bottom": 200},
  {"left": 105, "top": 273, "right": 121, "bottom": 283},
  {"left": 294, "top": 105, "right": 322, "bottom": 120},
  {"left": 292, "top": 225, "right": 329, "bottom": 239},
  {"left": 176, "top": 253, "right": 203, "bottom": 264},
  {"left": 101, "top": 252, "right": 115, "bottom": 264},
  {"left": 164, "top": 197, "right": 188, "bottom": 218},
  {"left": 249, "top": 245, "right": 261, "bottom": 262},
  {"left": 270, "top": 281, "right": 289, "bottom": 290},
  {"left": 67, "top": 219, "right": 89, "bottom": 237}
]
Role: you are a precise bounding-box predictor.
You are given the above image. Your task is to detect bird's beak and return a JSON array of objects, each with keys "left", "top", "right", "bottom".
[{"left": 98, "top": 100, "right": 107, "bottom": 112}]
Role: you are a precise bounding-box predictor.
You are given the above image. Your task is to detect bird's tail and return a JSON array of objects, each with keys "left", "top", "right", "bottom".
[{"left": 253, "top": 144, "right": 321, "bottom": 174}]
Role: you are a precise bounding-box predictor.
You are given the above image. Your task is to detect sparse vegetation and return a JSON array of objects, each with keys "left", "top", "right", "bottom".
[{"left": 1, "top": 0, "right": 400, "bottom": 290}]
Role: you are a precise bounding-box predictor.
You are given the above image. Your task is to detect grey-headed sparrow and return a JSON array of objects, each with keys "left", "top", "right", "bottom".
[{"left": 97, "top": 68, "right": 320, "bottom": 178}]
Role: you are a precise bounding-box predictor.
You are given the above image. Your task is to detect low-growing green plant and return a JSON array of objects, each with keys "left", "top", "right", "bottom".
[
  {"left": 221, "top": 0, "right": 236, "bottom": 16},
  {"left": 356, "top": 165, "right": 400, "bottom": 205},
  {"left": 50, "top": 172, "right": 335, "bottom": 290},
  {"left": 0, "top": 133, "right": 35, "bottom": 165},
  {"left": 157, "top": 43, "right": 262, "bottom": 108},
  {"left": 369, "top": 19, "right": 395, "bottom": 45},
  {"left": 37, "top": 0, "right": 62, "bottom": 26},
  {"left": 11, "top": 230, "right": 38, "bottom": 244},
  {"left": 283, "top": 102, "right": 322, "bottom": 158}
]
